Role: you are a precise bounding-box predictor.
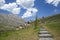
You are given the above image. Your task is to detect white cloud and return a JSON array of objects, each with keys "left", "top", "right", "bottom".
[
  {"left": 0, "top": 2, "right": 17, "bottom": 11},
  {"left": 16, "top": 0, "right": 38, "bottom": 18},
  {"left": 45, "top": 0, "right": 54, "bottom": 4},
  {"left": 0, "top": 0, "right": 5, "bottom": 7},
  {"left": 22, "top": 8, "right": 38, "bottom": 18},
  {"left": 0, "top": 0, "right": 38, "bottom": 18},
  {"left": 0, "top": 2, "right": 21, "bottom": 14},
  {"left": 27, "top": 8, "right": 38, "bottom": 14},
  {"left": 16, "top": 0, "right": 35, "bottom": 9},
  {"left": 12, "top": 8, "right": 20, "bottom": 14},
  {"left": 22, "top": 10, "right": 32, "bottom": 18},
  {"left": 45, "top": 0, "right": 60, "bottom": 7}
]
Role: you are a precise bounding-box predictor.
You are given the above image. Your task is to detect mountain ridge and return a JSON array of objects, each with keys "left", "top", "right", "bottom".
[{"left": 0, "top": 13, "right": 25, "bottom": 31}]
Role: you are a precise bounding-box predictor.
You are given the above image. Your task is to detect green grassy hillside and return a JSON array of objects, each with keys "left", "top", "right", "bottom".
[
  {"left": 45, "top": 14, "right": 60, "bottom": 40},
  {"left": 45, "top": 14, "right": 60, "bottom": 23}
]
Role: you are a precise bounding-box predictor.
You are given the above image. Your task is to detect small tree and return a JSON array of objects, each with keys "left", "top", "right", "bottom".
[
  {"left": 42, "top": 16, "right": 45, "bottom": 23},
  {"left": 34, "top": 16, "right": 38, "bottom": 29}
]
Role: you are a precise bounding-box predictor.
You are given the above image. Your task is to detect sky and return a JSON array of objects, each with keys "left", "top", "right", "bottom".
[{"left": 0, "top": 0, "right": 60, "bottom": 21}]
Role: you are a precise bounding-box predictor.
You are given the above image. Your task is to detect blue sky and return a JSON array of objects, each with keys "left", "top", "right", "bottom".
[
  {"left": 0, "top": 0, "right": 60, "bottom": 21},
  {"left": 35, "top": 0, "right": 60, "bottom": 18}
]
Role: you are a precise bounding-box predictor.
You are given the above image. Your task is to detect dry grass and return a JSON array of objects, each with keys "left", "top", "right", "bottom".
[
  {"left": 42, "top": 23, "right": 60, "bottom": 40},
  {"left": 0, "top": 26, "right": 40, "bottom": 40}
]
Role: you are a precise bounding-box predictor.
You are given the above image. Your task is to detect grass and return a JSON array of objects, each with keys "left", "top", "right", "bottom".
[
  {"left": 0, "top": 26, "right": 40, "bottom": 40},
  {"left": 39, "top": 14, "right": 60, "bottom": 40},
  {"left": 43, "top": 14, "right": 60, "bottom": 40},
  {"left": 45, "top": 23, "right": 60, "bottom": 40}
]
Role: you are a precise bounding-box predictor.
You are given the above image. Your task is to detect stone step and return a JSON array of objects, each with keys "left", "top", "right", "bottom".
[
  {"left": 39, "top": 27, "right": 54, "bottom": 40},
  {"left": 39, "top": 32, "right": 50, "bottom": 34},
  {"left": 40, "top": 30, "right": 47, "bottom": 31},
  {"left": 40, "top": 30, "right": 49, "bottom": 33},
  {"left": 39, "top": 35, "right": 53, "bottom": 38},
  {"left": 39, "top": 38, "right": 53, "bottom": 40},
  {"left": 39, "top": 34, "right": 52, "bottom": 37}
]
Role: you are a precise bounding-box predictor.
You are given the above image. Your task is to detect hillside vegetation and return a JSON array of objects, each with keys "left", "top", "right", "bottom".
[
  {"left": 0, "top": 26, "right": 39, "bottom": 40},
  {"left": 0, "top": 13, "right": 40, "bottom": 40},
  {"left": 44, "top": 14, "right": 60, "bottom": 40}
]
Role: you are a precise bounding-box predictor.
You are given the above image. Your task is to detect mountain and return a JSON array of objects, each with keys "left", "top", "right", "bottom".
[{"left": 0, "top": 13, "right": 25, "bottom": 31}]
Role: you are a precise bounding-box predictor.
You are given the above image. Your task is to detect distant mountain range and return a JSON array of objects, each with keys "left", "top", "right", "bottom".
[{"left": 0, "top": 13, "right": 25, "bottom": 31}]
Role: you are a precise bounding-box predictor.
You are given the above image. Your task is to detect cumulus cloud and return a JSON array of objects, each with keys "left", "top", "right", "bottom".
[
  {"left": 22, "top": 10, "right": 32, "bottom": 18},
  {"left": 0, "top": 0, "right": 38, "bottom": 18},
  {"left": 16, "top": 0, "right": 38, "bottom": 18},
  {"left": 0, "top": 2, "right": 21, "bottom": 14},
  {"left": 0, "top": 3, "right": 17, "bottom": 11},
  {"left": 22, "top": 8, "right": 38, "bottom": 18},
  {"left": 45, "top": 0, "right": 60, "bottom": 7},
  {"left": 16, "top": 0, "right": 35, "bottom": 9},
  {"left": 0, "top": 0, "right": 5, "bottom": 7},
  {"left": 27, "top": 8, "right": 38, "bottom": 14},
  {"left": 12, "top": 8, "right": 20, "bottom": 14}
]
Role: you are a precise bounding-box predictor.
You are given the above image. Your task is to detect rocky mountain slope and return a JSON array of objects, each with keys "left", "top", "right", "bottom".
[{"left": 0, "top": 13, "right": 25, "bottom": 31}]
